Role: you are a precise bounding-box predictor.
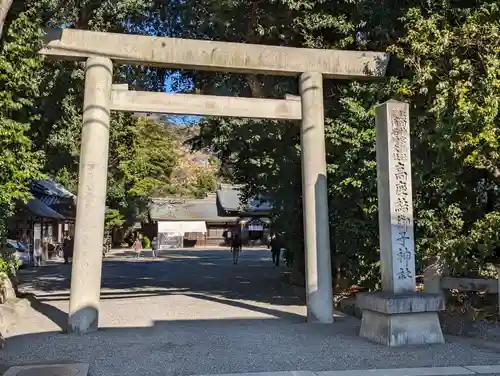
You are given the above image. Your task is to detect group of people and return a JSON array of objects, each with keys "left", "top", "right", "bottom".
[
  {"left": 60, "top": 234, "right": 159, "bottom": 262},
  {"left": 60, "top": 232, "right": 285, "bottom": 266},
  {"left": 229, "top": 231, "right": 285, "bottom": 267},
  {"left": 132, "top": 236, "right": 158, "bottom": 258}
]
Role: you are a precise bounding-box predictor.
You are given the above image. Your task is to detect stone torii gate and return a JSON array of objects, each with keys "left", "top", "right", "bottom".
[{"left": 40, "top": 29, "right": 444, "bottom": 346}]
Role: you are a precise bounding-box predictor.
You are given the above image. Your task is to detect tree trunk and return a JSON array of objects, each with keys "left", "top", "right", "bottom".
[{"left": 0, "top": 0, "right": 14, "bottom": 40}]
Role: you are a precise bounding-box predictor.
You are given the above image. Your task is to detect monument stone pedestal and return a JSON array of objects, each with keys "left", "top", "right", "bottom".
[
  {"left": 359, "top": 100, "right": 445, "bottom": 346},
  {"left": 357, "top": 292, "right": 445, "bottom": 346}
]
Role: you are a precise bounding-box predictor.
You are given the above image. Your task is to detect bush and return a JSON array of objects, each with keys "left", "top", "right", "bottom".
[
  {"left": 0, "top": 251, "right": 20, "bottom": 300},
  {"left": 0, "top": 257, "right": 10, "bottom": 276},
  {"left": 0, "top": 250, "right": 19, "bottom": 276},
  {"left": 142, "top": 236, "right": 151, "bottom": 249}
]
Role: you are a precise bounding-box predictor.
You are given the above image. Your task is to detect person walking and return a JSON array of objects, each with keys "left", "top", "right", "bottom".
[
  {"left": 270, "top": 232, "right": 282, "bottom": 267},
  {"left": 151, "top": 236, "right": 158, "bottom": 258},
  {"left": 63, "top": 235, "right": 74, "bottom": 264},
  {"left": 133, "top": 237, "right": 142, "bottom": 259},
  {"left": 33, "top": 241, "right": 42, "bottom": 267},
  {"left": 231, "top": 233, "right": 242, "bottom": 265}
]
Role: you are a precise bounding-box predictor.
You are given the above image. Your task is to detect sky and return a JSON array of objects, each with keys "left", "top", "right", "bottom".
[
  {"left": 163, "top": 73, "right": 202, "bottom": 126},
  {"left": 120, "top": 20, "right": 203, "bottom": 127}
]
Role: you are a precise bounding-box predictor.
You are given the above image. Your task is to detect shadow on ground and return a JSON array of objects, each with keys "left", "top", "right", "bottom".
[
  {"left": 3, "top": 312, "right": 500, "bottom": 376},
  {"left": 18, "top": 250, "right": 304, "bottom": 307},
  {"left": 8, "top": 250, "right": 500, "bottom": 376},
  {"left": 22, "top": 289, "right": 307, "bottom": 331}
]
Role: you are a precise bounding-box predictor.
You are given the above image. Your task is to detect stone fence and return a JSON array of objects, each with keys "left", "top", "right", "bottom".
[{"left": 423, "top": 263, "right": 500, "bottom": 314}]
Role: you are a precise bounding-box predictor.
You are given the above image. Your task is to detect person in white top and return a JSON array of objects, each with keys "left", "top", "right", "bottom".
[{"left": 34, "top": 240, "right": 43, "bottom": 267}]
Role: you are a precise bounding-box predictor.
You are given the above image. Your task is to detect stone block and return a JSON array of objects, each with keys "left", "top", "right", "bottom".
[
  {"left": 357, "top": 292, "right": 445, "bottom": 314},
  {"left": 0, "top": 273, "right": 16, "bottom": 303},
  {"left": 357, "top": 292, "right": 445, "bottom": 347},
  {"left": 337, "top": 295, "right": 363, "bottom": 319},
  {"left": 0, "top": 298, "right": 29, "bottom": 348}
]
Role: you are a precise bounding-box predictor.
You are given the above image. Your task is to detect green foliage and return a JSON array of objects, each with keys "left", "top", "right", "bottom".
[
  {"left": 2, "top": 0, "right": 499, "bottom": 289},
  {"left": 142, "top": 236, "right": 151, "bottom": 249},
  {"left": 390, "top": 2, "right": 500, "bottom": 277},
  {"left": 105, "top": 209, "right": 125, "bottom": 230},
  {"left": 20, "top": 1, "right": 182, "bottom": 228},
  {"left": 187, "top": 0, "right": 500, "bottom": 286},
  {"left": 0, "top": 9, "right": 43, "bottom": 238},
  {"left": 107, "top": 115, "right": 179, "bottom": 224},
  {"left": 0, "top": 1, "right": 215, "bottom": 241},
  {"left": 168, "top": 152, "right": 219, "bottom": 199},
  {"left": 0, "top": 251, "right": 19, "bottom": 276}
]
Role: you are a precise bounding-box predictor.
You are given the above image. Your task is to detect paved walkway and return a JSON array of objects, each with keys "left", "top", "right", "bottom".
[{"left": 1, "top": 249, "right": 499, "bottom": 376}]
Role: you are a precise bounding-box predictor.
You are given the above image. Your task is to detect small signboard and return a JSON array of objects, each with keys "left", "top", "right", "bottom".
[
  {"left": 158, "top": 232, "right": 183, "bottom": 250},
  {"left": 248, "top": 225, "right": 264, "bottom": 231},
  {"left": 247, "top": 218, "right": 266, "bottom": 231}
]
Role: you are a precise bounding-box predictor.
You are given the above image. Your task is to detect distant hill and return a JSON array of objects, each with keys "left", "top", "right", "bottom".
[
  {"left": 164, "top": 122, "right": 219, "bottom": 198},
  {"left": 133, "top": 113, "right": 220, "bottom": 198},
  {"left": 166, "top": 123, "right": 200, "bottom": 145},
  {"left": 173, "top": 125, "right": 217, "bottom": 195}
]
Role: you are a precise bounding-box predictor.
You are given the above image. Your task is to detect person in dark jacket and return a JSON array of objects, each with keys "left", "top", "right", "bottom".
[
  {"left": 270, "top": 233, "right": 283, "bottom": 267},
  {"left": 63, "top": 236, "right": 74, "bottom": 264},
  {"left": 231, "top": 233, "right": 242, "bottom": 265}
]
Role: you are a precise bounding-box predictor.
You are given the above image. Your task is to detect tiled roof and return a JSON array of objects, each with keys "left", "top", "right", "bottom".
[
  {"left": 150, "top": 195, "right": 237, "bottom": 222},
  {"left": 37, "top": 195, "right": 61, "bottom": 206},
  {"left": 150, "top": 186, "right": 273, "bottom": 222},
  {"left": 26, "top": 198, "right": 66, "bottom": 220},
  {"left": 216, "top": 187, "right": 272, "bottom": 213},
  {"left": 25, "top": 179, "right": 76, "bottom": 219},
  {"left": 216, "top": 189, "right": 241, "bottom": 211},
  {"left": 31, "top": 179, "right": 75, "bottom": 207},
  {"left": 31, "top": 179, "right": 75, "bottom": 198}
]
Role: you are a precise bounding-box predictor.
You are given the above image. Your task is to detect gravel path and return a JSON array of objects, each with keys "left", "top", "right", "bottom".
[{"left": 1, "top": 249, "right": 499, "bottom": 376}]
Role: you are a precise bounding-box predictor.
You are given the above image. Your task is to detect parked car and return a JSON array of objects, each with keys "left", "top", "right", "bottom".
[{"left": 4, "top": 239, "right": 30, "bottom": 267}]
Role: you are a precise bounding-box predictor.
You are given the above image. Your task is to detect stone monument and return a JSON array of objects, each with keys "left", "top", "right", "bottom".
[{"left": 357, "top": 100, "right": 445, "bottom": 346}]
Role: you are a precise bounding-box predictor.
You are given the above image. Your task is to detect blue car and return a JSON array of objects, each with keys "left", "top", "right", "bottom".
[{"left": 5, "top": 239, "right": 30, "bottom": 267}]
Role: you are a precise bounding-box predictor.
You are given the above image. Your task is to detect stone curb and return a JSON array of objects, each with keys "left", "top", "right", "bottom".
[
  {"left": 3, "top": 363, "right": 89, "bottom": 376},
  {"left": 193, "top": 365, "right": 500, "bottom": 376},
  {"left": 0, "top": 298, "right": 29, "bottom": 345},
  {"left": 446, "top": 334, "right": 500, "bottom": 353}
]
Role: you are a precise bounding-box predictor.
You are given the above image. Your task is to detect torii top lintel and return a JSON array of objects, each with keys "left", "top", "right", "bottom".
[{"left": 40, "top": 28, "right": 389, "bottom": 80}]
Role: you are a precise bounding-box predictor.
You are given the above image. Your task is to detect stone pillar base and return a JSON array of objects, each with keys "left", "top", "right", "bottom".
[{"left": 357, "top": 292, "right": 445, "bottom": 347}]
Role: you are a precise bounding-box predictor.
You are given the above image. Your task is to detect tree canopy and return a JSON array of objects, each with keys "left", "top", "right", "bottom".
[
  {"left": 187, "top": 0, "right": 500, "bottom": 284},
  {"left": 0, "top": 8, "right": 43, "bottom": 238},
  {"left": 0, "top": 0, "right": 499, "bottom": 287},
  {"left": 0, "top": 0, "right": 218, "bottom": 237}
]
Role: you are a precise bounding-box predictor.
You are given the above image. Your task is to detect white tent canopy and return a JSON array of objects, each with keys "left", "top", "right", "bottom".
[{"left": 157, "top": 221, "right": 207, "bottom": 234}]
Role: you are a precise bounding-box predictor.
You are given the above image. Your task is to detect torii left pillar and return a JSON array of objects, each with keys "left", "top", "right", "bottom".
[{"left": 68, "top": 57, "right": 113, "bottom": 333}]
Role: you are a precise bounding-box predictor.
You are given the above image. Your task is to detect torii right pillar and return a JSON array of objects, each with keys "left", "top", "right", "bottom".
[
  {"left": 357, "top": 100, "right": 445, "bottom": 346},
  {"left": 299, "top": 72, "right": 334, "bottom": 323}
]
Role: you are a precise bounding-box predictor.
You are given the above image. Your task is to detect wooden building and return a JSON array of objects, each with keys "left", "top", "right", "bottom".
[
  {"left": 148, "top": 194, "right": 239, "bottom": 248},
  {"left": 216, "top": 185, "right": 272, "bottom": 246},
  {"left": 8, "top": 179, "right": 76, "bottom": 260},
  {"left": 149, "top": 185, "right": 273, "bottom": 248}
]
